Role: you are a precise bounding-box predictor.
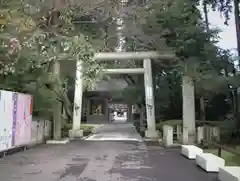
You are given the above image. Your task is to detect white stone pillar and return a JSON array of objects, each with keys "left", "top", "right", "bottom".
[
  {"left": 197, "top": 127, "right": 204, "bottom": 144},
  {"left": 163, "top": 125, "right": 173, "bottom": 146},
  {"left": 69, "top": 60, "right": 83, "bottom": 138},
  {"left": 182, "top": 75, "right": 196, "bottom": 142},
  {"left": 143, "top": 59, "right": 158, "bottom": 138},
  {"left": 212, "top": 126, "right": 220, "bottom": 142}
]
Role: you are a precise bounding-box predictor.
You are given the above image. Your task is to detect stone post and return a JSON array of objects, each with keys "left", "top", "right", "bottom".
[
  {"left": 212, "top": 126, "right": 220, "bottom": 142},
  {"left": 197, "top": 127, "right": 204, "bottom": 144},
  {"left": 182, "top": 76, "right": 196, "bottom": 143},
  {"left": 163, "top": 125, "right": 173, "bottom": 146}
]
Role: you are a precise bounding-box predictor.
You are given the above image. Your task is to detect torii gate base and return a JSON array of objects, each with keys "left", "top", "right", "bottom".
[{"left": 69, "top": 51, "right": 175, "bottom": 139}]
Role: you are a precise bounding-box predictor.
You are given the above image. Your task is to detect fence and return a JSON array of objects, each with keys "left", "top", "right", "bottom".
[{"left": 162, "top": 121, "right": 221, "bottom": 146}]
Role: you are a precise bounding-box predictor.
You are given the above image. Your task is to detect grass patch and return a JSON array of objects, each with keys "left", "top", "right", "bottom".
[
  {"left": 80, "top": 124, "right": 94, "bottom": 136},
  {"left": 61, "top": 123, "right": 95, "bottom": 137},
  {"left": 205, "top": 147, "right": 240, "bottom": 166}
]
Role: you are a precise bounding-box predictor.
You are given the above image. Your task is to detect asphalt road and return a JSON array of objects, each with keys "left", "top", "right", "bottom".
[{"left": 0, "top": 124, "right": 218, "bottom": 181}]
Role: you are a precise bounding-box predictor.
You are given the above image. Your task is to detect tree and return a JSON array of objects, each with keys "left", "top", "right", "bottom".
[
  {"left": 141, "top": 0, "right": 216, "bottom": 136},
  {"left": 112, "top": 0, "right": 234, "bottom": 143},
  {"left": 0, "top": 0, "right": 102, "bottom": 139}
]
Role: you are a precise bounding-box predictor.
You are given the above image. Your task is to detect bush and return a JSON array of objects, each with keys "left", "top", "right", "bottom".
[
  {"left": 61, "top": 123, "right": 94, "bottom": 137},
  {"left": 220, "top": 113, "right": 240, "bottom": 144},
  {"left": 196, "top": 120, "right": 223, "bottom": 127},
  {"left": 81, "top": 124, "right": 94, "bottom": 136},
  {"left": 206, "top": 147, "right": 240, "bottom": 166}
]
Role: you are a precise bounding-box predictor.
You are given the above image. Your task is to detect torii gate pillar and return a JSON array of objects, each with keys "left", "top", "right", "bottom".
[
  {"left": 143, "top": 59, "right": 158, "bottom": 138},
  {"left": 69, "top": 59, "right": 84, "bottom": 138}
]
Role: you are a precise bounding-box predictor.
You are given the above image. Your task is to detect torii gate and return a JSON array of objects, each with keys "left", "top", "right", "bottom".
[{"left": 69, "top": 51, "right": 175, "bottom": 138}]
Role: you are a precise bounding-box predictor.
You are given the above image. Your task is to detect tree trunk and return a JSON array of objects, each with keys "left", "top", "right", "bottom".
[
  {"left": 104, "top": 25, "right": 108, "bottom": 49},
  {"left": 56, "top": 76, "right": 73, "bottom": 120},
  {"left": 53, "top": 100, "right": 62, "bottom": 139},
  {"left": 233, "top": 0, "right": 240, "bottom": 128},
  {"left": 234, "top": 0, "right": 240, "bottom": 59},
  {"left": 52, "top": 61, "right": 62, "bottom": 140},
  {"left": 203, "top": 1, "right": 209, "bottom": 31},
  {"left": 200, "top": 1, "right": 208, "bottom": 122},
  {"left": 51, "top": 0, "right": 66, "bottom": 140},
  {"left": 182, "top": 76, "right": 196, "bottom": 143}
]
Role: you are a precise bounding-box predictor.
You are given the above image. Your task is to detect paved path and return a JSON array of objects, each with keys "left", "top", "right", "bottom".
[
  {"left": 0, "top": 124, "right": 218, "bottom": 181},
  {"left": 87, "top": 123, "right": 143, "bottom": 141}
]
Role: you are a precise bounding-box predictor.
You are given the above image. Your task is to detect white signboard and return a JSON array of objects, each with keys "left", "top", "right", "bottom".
[
  {"left": 146, "top": 86, "right": 153, "bottom": 99},
  {"left": 14, "top": 93, "right": 32, "bottom": 146},
  {"left": 0, "top": 90, "right": 4, "bottom": 151},
  {"left": 0, "top": 90, "right": 14, "bottom": 151}
]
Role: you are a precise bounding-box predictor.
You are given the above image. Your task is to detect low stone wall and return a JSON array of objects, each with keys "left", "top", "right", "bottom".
[
  {"left": 30, "top": 117, "right": 51, "bottom": 146},
  {"left": 197, "top": 126, "right": 220, "bottom": 144}
]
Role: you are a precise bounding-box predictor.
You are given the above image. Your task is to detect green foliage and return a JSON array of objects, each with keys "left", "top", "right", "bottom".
[
  {"left": 0, "top": 0, "right": 102, "bottom": 118},
  {"left": 202, "top": 0, "right": 232, "bottom": 25},
  {"left": 0, "top": 0, "right": 237, "bottom": 125},
  {"left": 206, "top": 148, "right": 240, "bottom": 166},
  {"left": 121, "top": 84, "right": 144, "bottom": 104},
  {"left": 123, "top": 0, "right": 222, "bottom": 119}
]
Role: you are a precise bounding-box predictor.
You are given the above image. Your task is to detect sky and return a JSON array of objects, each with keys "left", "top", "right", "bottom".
[{"left": 207, "top": 9, "right": 237, "bottom": 51}]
